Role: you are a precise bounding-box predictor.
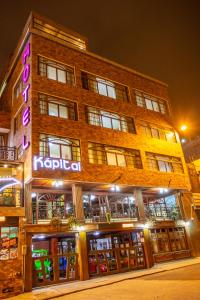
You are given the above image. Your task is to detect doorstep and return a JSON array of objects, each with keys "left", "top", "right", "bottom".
[{"left": 9, "top": 257, "right": 200, "bottom": 300}]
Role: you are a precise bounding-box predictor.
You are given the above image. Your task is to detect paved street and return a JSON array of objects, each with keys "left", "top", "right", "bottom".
[{"left": 53, "top": 264, "right": 200, "bottom": 300}]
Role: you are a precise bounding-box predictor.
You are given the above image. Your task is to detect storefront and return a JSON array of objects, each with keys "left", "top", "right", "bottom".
[
  {"left": 149, "top": 227, "right": 191, "bottom": 263},
  {"left": 32, "top": 233, "right": 79, "bottom": 287},
  {"left": 87, "top": 230, "right": 146, "bottom": 277}
]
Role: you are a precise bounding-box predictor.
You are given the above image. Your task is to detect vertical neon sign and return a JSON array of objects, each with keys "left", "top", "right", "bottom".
[{"left": 22, "top": 42, "right": 31, "bottom": 150}]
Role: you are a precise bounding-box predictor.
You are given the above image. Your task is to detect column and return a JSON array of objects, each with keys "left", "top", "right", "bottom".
[
  {"left": 76, "top": 232, "right": 89, "bottom": 280},
  {"left": 72, "top": 184, "right": 84, "bottom": 222},
  {"left": 143, "top": 228, "right": 154, "bottom": 268},
  {"left": 24, "top": 182, "right": 32, "bottom": 224},
  {"left": 134, "top": 188, "right": 146, "bottom": 222},
  {"left": 24, "top": 233, "right": 32, "bottom": 292}
]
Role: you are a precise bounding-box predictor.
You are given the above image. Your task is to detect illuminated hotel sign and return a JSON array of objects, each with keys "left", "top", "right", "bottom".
[
  {"left": 22, "top": 42, "right": 31, "bottom": 150},
  {"left": 33, "top": 156, "right": 81, "bottom": 172}
]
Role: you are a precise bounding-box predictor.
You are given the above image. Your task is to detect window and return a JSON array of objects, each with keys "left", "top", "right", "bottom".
[
  {"left": 14, "top": 109, "right": 23, "bottom": 134},
  {"left": 87, "top": 107, "right": 135, "bottom": 133},
  {"left": 0, "top": 227, "right": 18, "bottom": 260},
  {"left": 140, "top": 121, "right": 177, "bottom": 143},
  {"left": 135, "top": 91, "right": 168, "bottom": 114},
  {"left": 146, "top": 152, "right": 184, "bottom": 173},
  {"left": 81, "top": 72, "right": 129, "bottom": 102},
  {"left": 39, "top": 93, "right": 77, "bottom": 120},
  {"left": 150, "top": 227, "right": 187, "bottom": 254},
  {"left": 39, "top": 134, "right": 80, "bottom": 161},
  {"left": 14, "top": 76, "right": 25, "bottom": 99},
  {"left": 88, "top": 142, "right": 142, "bottom": 169},
  {"left": 38, "top": 56, "right": 74, "bottom": 85}
]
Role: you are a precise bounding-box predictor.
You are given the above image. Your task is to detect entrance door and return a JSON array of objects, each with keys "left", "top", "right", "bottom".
[{"left": 32, "top": 235, "right": 79, "bottom": 287}]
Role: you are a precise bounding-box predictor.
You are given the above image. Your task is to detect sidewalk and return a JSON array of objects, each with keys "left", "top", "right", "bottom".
[{"left": 9, "top": 257, "right": 200, "bottom": 300}]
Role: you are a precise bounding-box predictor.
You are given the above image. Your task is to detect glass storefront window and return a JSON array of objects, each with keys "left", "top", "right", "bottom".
[
  {"left": 0, "top": 227, "right": 18, "bottom": 260},
  {"left": 150, "top": 227, "right": 188, "bottom": 255}
]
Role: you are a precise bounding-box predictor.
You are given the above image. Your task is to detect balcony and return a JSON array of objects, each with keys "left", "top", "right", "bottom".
[
  {"left": 145, "top": 203, "right": 182, "bottom": 221},
  {"left": 32, "top": 194, "right": 74, "bottom": 224},
  {"left": 0, "top": 146, "right": 17, "bottom": 161},
  {"left": 84, "top": 194, "right": 139, "bottom": 223}
]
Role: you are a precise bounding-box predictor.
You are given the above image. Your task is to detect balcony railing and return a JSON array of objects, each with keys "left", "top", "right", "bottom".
[
  {"left": 145, "top": 204, "right": 182, "bottom": 221},
  {"left": 85, "top": 206, "right": 139, "bottom": 223},
  {"left": 32, "top": 201, "right": 74, "bottom": 224},
  {"left": 0, "top": 188, "right": 23, "bottom": 207},
  {"left": 0, "top": 146, "right": 17, "bottom": 161}
]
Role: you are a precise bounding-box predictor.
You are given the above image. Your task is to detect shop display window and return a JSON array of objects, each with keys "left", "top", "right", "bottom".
[
  {"left": 0, "top": 227, "right": 18, "bottom": 260},
  {"left": 88, "top": 231, "right": 145, "bottom": 276},
  {"left": 150, "top": 227, "right": 188, "bottom": 255}
]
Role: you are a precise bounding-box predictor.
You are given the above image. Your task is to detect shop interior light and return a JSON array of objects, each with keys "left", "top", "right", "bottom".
[
  {"left": 37, "top": 235, "right": 46, "bottom": 239},
  {"left": 141, "top": 223, "right": 149, "bottom": 229},
  {"left": 90, "top": 195, "right": 96, "bottom": 200},
  {"left": 76, "top": 225, "right": 84, "bottom": 232},
  {"left": 129, "top": 196, "right": 135, "bottom": 202},
  {"left": 17, "top": 166, "right": 22, "bottom": 170},
  {"left": 110, "top": 185, "right": 120, "bottom": 192},
  {"left": 93, "top": 231, "right": 100, "bottom": 236},
  {"left": 4, "top": 164, "right": 8, "bottom": 168},
  {"left": 0, "top": 216, "right": 6, "bottom": 222},
  {"left": 31, "top": 192, "right": 37, "bottom": 198},
  {"left": 52, "top": 180, "right": 63, "bottom": 187},
  {"left": 159, "top": 188, "right": 168, "bottom": 194},
  {"left": 185, "top": 221, "right": 191, "bottom": 227}
]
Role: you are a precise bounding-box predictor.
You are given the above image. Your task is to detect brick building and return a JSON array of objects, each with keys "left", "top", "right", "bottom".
[{"left": 0, "top": 12, "right": 195, "bottom": 298}]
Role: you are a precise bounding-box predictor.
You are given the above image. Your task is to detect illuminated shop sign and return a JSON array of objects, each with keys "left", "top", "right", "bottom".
[
  {"left": 0, "top": 178, "right": 21, "bottom": 192},
  {"left": 22, "top": 42, "right": 31, "bottom": 150},
  {"left": 33, "top": 156, "right": 81, "bottom": 172}
]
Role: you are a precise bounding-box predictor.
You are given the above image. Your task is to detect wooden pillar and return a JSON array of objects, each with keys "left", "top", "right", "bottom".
[
  {"left": 72, "top": 184, "right": 84, "bottom": 222},
  {"left": 143, "top": 228, "right": 154, "bottom": 268},
  {"left": 134, "top": 189, "right": 146, "bottom": 221},
  {"left": 76, "top": 231, "right": 89, "bottom": 280},
  {"left": 24, "top": 233, "right": 32, "bottom": 292},
  {"left": 25, "top": 183, "right": 32, "bottom": 224}
]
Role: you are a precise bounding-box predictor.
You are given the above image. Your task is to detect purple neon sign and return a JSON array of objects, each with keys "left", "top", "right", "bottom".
[{"left": 22, "top": 42, "right": 31, "bottom": 150}]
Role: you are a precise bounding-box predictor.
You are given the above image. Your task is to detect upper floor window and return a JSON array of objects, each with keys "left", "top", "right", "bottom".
[
  {"left": 140, "top": 121, "right": 177, "bottom": 143},
  {"left": 135, "top": 91, "right": 168, "bottom": 114},
  {"left": 88, "top": 142, "right": 142, "bottom": 169},
  {"left": 146, "top": 152, "right": 184, "bottom": 173},
  {"left": 87, "top": 106, "right": 135, "bottom": 133},
  {"left": 39, "top": 134, "right": 80, "bottom": 161},
  {"left": 14, "top": 75, "right": 25, "bottom": 99},
  {"left": 38, "top": 56, "right": 74, "bottom": 85},
  {"left": 81, "top": 72, "right": 129, "bottom": 102},
  {"left": 39, "top": 93, "right": 77, "bottom": 120}
]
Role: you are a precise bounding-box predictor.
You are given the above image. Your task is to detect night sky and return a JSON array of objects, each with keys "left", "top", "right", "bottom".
[{"left": 1, "top": 0, "right": 200, "bottom": 136}]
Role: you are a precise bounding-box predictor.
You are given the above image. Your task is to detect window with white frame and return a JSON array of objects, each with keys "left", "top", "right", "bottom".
[
  {"left": 140, "top": 121, "right": 177, "bottom": 143},
  {"left": 87, "top": 106, "right": 135, "bottom": 133},
  {"left": 39, "top": 134, "right": 80, "bottom": 161},
  {"left": 81, "top": 72, "right": 129, "bottom": 102},
  {"left": 88, "top": 142, "right": 142, "bottom": 169},
  {"left": 38, "top": 56, "right": 74, "bottom": 85},
  {"left": 135, "top": 91, "right": 168, "bottom": 114},
  {"left": 39, "top": 93, "right": 77, "bottom": 120},
  {"left": 146, "top": 152, "right": 184, "bottom": 173}
]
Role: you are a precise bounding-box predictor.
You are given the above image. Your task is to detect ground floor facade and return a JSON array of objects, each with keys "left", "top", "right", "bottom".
[{"left": 0, "top": 181, "right": 197, "bottom": 298}]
